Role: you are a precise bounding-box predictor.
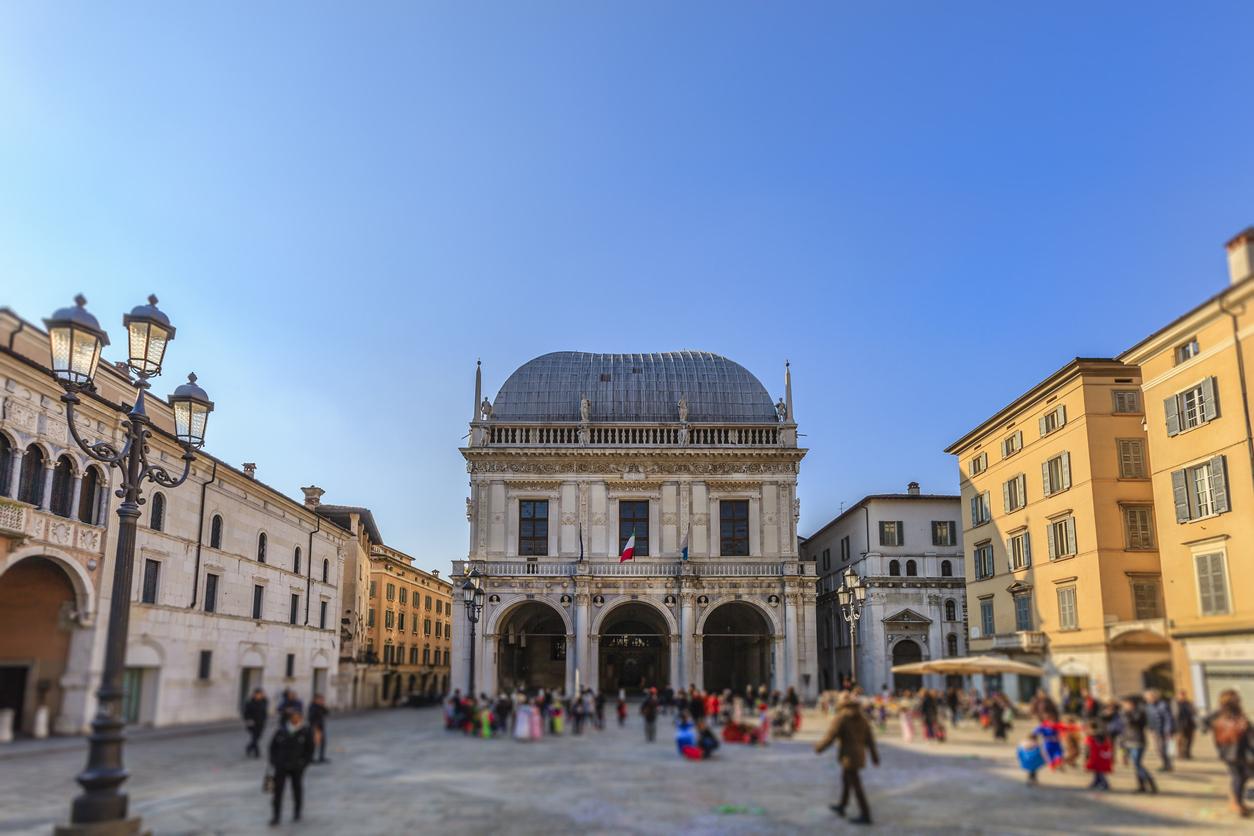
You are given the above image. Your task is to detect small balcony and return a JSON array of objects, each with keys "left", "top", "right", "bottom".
[{"left": 989, "top": 631, "right": 1048, "bottom": 652}]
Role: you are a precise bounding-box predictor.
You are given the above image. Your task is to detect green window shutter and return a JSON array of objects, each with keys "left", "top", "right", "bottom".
[
  {"left": 1171, "top": 468, "right": 1191, "bottom": 522},
  {"left": 1023, "top": 532, "right": 1032, "bottom": 565},
  {"left": 1002, "top": 481, "right": 1011, "bottom": 513},
  {"left": 1042, "top": 461, "right": 1052, "bottom": 497},
  {"left": 1201, "top": 377, "right": 1220, "bottom": 422},
  {"left": 1065, "top": 517, "right": 1077, "bottom": 555},
  {"left": 1210, "top": 456, "right": 1230, "bottom": 514},
  {"left": 1004, "top": 538, "right": 1014, "bottom": 573},
  {"left": 1057, "top": 405, "right": 1067, "bottom": 427},
  {"left": 1039, "top": 415, "right": 1048, "bottom": 436},
  {"left": 1196, "top": 555, "right": 1216, "bottom": 614},
  {"left": 1018, "top": 473, "right": 1028, "bottom": 504},
  {"left": 1164, "top": 395, "right": 1181, "bottom": 436},
  {"left": 897, "top": 521, "right": 905, "bottom": 546},
  {"left": 1061, "top": 452, "right": 1072, "bottom": 490},
  {"left": 1046, "top": 521, "right": 1057, "bottom": 559}
]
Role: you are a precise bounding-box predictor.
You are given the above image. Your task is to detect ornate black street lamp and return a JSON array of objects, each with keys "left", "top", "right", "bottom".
[
  {"left": 46, "top": 295, "right": 212, "bottom": 835},
  {"left": 461, "top": 569, "right": 484, "bottom": 698},
  {"left": 836, "top": 567, "right": 867, "bottom": 690}
]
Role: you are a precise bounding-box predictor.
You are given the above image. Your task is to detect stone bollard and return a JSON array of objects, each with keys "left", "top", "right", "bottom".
[
  {"left": 32, "top": 705, "right": 50, "bottom": 739},
  {"left": 0, "top": 708, "right": 13, "bottom": 743}
]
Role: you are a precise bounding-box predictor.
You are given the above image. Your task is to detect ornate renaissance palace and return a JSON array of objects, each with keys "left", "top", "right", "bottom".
[{"left": 452, "top": 352, "right": 817, "bottom": 699}]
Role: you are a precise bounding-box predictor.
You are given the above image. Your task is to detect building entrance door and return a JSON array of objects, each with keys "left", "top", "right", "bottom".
[
  {"left": 702, "top": 603, "right": 771, "bottom": 694},
  {"left": 239, "top": 666, "right": 264, "bottom": 712},
  {"left": 496, "top": 602, "right": 567, "bottom": 694},
  {"left": 0, "top": 665, "right": 29, "bottom": 733},
  {"left": 598, "top": 602, "right": 670, "bottom": 694},
  {"left": 891, "top": 640, "right": 923, "bottom": 693}
]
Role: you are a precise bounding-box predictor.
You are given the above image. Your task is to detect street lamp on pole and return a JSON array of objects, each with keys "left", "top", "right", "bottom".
[
  {"left": 461, "top": 569, "right": 484, "bottom": 698},
  {"left": 836, "top": 567, "right": 867, "bottom": 691},
  {"left": 45, "top": 295, "right": 213, "bottom": 835}
]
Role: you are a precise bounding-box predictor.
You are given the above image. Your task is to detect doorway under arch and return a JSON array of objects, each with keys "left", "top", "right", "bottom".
[
  {"left": 599, "top": 603, "right": 670, "bottom": 693},
  {"left": 496, "top": 601, "right": 567, "bottom": 694},
  {"left": 702, "top": 602, "right": 772, "bottom": 694},
  {"left": 0, "top": 556, "right": 77, "bottom": 735},
  {"left": 892, "top": 639, "right": 923, "bottom": 693}
]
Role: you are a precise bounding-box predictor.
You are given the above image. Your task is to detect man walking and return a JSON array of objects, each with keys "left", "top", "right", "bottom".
[
  {"left": 1146, "top": 689, "right": 1175, "bottom": 772},
  {"left": 243, "top": 688, "right": 268, "bottom": 758},
  {"left": 268, "top": 707, "right": 316, "bottom": 826},
  {"left": 308, "top": 693, "right": 329, "bottom": 764},
  {"left": 641, "top": 688, "right": 660, "bottom": 742},
  {"left": 815, "top": 693, "right": 879, "bottom": 825}
]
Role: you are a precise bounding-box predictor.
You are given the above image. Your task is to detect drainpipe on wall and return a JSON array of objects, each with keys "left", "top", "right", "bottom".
[{"left": 188, "top": 460, "right": 218, "bottom": 607}]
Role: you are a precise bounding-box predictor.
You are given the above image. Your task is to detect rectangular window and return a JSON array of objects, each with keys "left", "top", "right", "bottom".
[
  {"left": 399, "top": 588, "right": 407, "bottom": 605},
  {"left": 1039, "top": 404, "right": 1066, "bottom": 436},
  {"left": 204, "top": 573, "right": 219, "bottom": 613},
  {"left": 878, "top": 520, "right": 904, "bottom": 547},
  {"left": 285, "top": 653, "right": 295, "bottom": 678},
  {"left": 1003, "top": 473, "right": 1027, "bottom": 512},
  {"left": 1001, "top": 431, "right": 1023, "bottom": 459},
  {"left": 619, "top": 500, "right": 650, "bottom": 557},
  {"left": 426, "top": 596, "right": 432, "bottom": 610},
  {"left": 1042, "top": 452, "right": 1072, "bottom": 496},
  {"left": 980, "top": 600, "right": 995, "bottom": 637},
  {"left": 398, "top": 612, "right": 406, "bottom": 632},
  {"left": 969, "top": 451, "right": 988, "bottom": 476},
  {"left": 1165, "top": 378, "right": 1219, "bottom": 435},
  {"left": 1047, "top": 516, "right": 1077, "bottom": 559},
  {"left": 821, "top": 548, "right": 830, "bottom": 571},
  {"left": 719, "top": 500, "right": 750, "bottom": 556},
  {"left": 141, "top": 559, "right": 160, "bottom": 604},
  {"left": 1132, "top": 580, "right": 1161, "bottom": 619},
  {"left": 1112, "top": 389, "right": 1141, "bottom": 413},
  {"left": 1195, "top": 552, "right": 1230, "bottom": 616},
  {"left": 973, "top": 543, "right": 995, "bottom": 580},
  {"left": 319, "top": 599, "right": 328, "bottom": 629},
  {"left": 971, "top": 492, "right": 991, "bottom": 527},
  {"left": 1008, "top": 531, "right": 1032, "bottom": 570},
  {"left": 518, "top": 500, "right": 549, "bottom": 556},
  {"left": 1014, "top": 594, "right": 1033, "bottom": 631},
  {"left": 1175, "top": 337, "right": 1200, "bottom": 364},
  {"left": 368, "top": 608, "right": 376, "bottom": 627},
  {"left": 252, "top": 584, "right": 264, "bottom": 619},
  {"left": 839, "top": 536, "right": 850, "bottom": 561},
  {"left": 410, "top": 647, "right": 419, "bottom": 665},
  {"left": 423, "top": 647, "right": 431, "bottom": 664},
  {"left": 369, "top": 580, "right": 377, "bottom": 598},
  {"left": 385, "top": 609, "right": 394, "bottom": 629},
  {"left": 386, "top": 583, "right": 395, "bottom": 602},
  {"left": 1124, "top": 506, "right": 1155, "bottom": 549},
  {"left": 1172, "top": 457, "right": 1230, "bottom": 521},
  {"left": 289, "top": 593, "right": 299, "bottom": 625},
  {"left": 1117, "top": 439, "right": 1147, "bottom": 478},
  {"left": 198, "top": 650, "right": 212, "bottom": 681},
  {"left": 1057, "top": 587, "right": 1078, "bottom": 631},
  {"left": 931, "top": 521, "right": 956, "bottom": 547}
]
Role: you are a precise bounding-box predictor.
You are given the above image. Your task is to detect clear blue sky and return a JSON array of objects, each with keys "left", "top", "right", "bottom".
[{"left": 3, "top": 3, "right": 1252, "bottom": 572}]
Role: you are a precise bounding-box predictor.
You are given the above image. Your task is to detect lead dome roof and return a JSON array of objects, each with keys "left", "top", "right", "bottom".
[{"left": 491, "top": 351, "right": 778, "bottom": 423}]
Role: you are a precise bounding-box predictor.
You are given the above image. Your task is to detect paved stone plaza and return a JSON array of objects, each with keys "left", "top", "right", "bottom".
[{"left": 0, "top": 707, "right": 1246, "bottom": 835}]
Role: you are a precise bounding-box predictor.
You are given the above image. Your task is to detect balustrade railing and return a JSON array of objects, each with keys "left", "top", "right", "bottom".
[
  {"left": 485, "top": 422, "right": 781, "bottom": 447},
  {"left": 464, "top": 559, "right": 787, "bottom": 578}
]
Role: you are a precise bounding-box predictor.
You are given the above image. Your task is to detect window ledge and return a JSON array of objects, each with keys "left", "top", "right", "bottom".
[
  {"left": 1048, "top": 554, "right": 1078, "bottom": 563},
  {"left": 1182, "top": 510, "right": 1227, "bottom": 525}
]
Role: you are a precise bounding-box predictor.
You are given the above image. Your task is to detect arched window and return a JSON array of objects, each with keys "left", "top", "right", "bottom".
[
  {"left": 210, "top": 514, "right": 223, "bottom": 549},
  {"left": 50, "top": 455, "right": 74, "bottom": 517},
  {"left": 150, "top": 492, "right": 166, "bottom": 531},
  {"left": 0, "top": 433, "right": 13, "bottom": 496},
  {"left": 889, "top": 559, "right": 901, "bottom": 576},
  {"left": 257, "top": 532, "right": 267, "bottom": 563},
  {"left": 945, "top": 599, "right": 957, "bottom": 621},
  {"left": 322, "top": 559, "right": 329, "bottom": 583},
  {"left": 906, "top": 559, "right": 918, "bottom": 577},
  {"left": 941, "top": 559, "right": 952, "bottom": 577},
  {"left": 18, "top": 444, "right": 45, "bottom": 505},
  {"left": 947, "top": 633, "right": 959, "bottom": 657},
  {"left": 79, "top": 466, "right": 101, "bottom": 524},
  {"left": 294, "top": 546, "right": 302, "bottom": 575}
]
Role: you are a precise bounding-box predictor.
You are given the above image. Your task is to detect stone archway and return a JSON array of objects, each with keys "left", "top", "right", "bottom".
[
  {"left": 701, "top": 602, "right": 772, "bottom": 694},
  {"left": 598, "top": 602, "right": 670, "bottom": 694},
  {"left": 892, "top": 639, "right": 924, "bottom": 693},
  {"left": 495, "top": 600, "right": 568, "bottom": 694},
  {"left": 0, "top": 556, "right": 78, "bottom": 735}
]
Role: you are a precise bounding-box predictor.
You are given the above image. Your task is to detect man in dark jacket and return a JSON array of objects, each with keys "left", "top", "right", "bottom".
[
  {"left": 815, "top": 694, "right": 880, "bottom": 825},
  {"left": 1145, "top": 689, "right": 1175, "bottom": 771},
  {"left": 1175, "top": 691, "right": 1197, "bottom": 760},
  {"left": 269, "top": 708, "right": 316, "bottom": 825},
  {"left": 641, "top": 689, "right": 660, "bottom": 742},
  {"left": 243, "top": 688, "right": 268, "bottom": 758},
  {"left": 307, "top": 693, "right": 329, "bottom": 764}
]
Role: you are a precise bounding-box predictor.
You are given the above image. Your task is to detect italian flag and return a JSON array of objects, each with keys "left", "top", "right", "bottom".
[{"left": 619, "top": 533, "right": 636, "bottom": 563}]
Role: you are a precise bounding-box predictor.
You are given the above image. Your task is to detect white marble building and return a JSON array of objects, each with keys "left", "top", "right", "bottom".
[
  {"left": 1, "top": 306, "right": 353, "bottom": 733},
  {"left": 452, "top": 352, "right": 818, "bottom": 700},
  {"left": 802, "top": 485, "right": 966, "bottom": 694}
]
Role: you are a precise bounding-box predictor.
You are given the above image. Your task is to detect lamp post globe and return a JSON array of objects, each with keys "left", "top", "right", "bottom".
[
  {"left": 168, "top": 373, "right": 214, "bottom": 448},
  {"left": 462, "top": 578, "right": 476, "bottom": 607},
  {"left": 121, "top": 294, "right": 175, "bottom": 378},
  {"left": 43, "top": 294, "right": 110, "bottom": 387}
]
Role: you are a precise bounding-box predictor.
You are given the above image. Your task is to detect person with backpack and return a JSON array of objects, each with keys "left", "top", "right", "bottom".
[{"left": 1204, "top": 689, "right": 1252, "bottom": 819}]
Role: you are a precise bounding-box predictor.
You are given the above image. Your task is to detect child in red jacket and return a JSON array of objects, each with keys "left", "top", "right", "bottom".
[{"left": 1084, "top": 719, "right": 1114, "bottom": 790}]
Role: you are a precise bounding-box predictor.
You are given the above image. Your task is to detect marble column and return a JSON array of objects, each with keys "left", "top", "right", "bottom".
[
  {"left": 39, "top": 462, "right": 54, "bottom": 511},
  {"left": 68, "top": 473, "right": 83, "bottom": 520},
  {"left": 5, "top": 453, "right": 20, "bottom": 498}
]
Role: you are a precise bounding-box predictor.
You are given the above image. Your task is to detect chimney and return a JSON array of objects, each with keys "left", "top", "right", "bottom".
[
  {"left": 431, "top": 569, "right": 440, "bottom": 578},
  {"left": 242, "top": 462, "right": 257, "bottom": 479},
  {"left": 907, "top": 481, "right": 921, "bottom": 496},
  {"left": 1225, "top": 227, "right": 1254, "bottom": 285},
  {"left": 301, "top": 485, "right": 325, "bottom": 509}
]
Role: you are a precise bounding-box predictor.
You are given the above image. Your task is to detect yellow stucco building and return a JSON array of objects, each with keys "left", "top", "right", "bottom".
[
  {"left": 366, "top": 545, "right": 453, "bottom": 703},
  {"left": 946, "top": 359, "right": 1171, "bottom": 702},
  {"left": 1118, "top": 230, "right": 1254, "bottom": 709}
]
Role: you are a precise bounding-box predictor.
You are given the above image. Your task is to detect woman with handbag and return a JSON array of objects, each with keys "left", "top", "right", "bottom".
[{"left": 1204, "top": 689, "right": 1252, "bottom": 819}]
